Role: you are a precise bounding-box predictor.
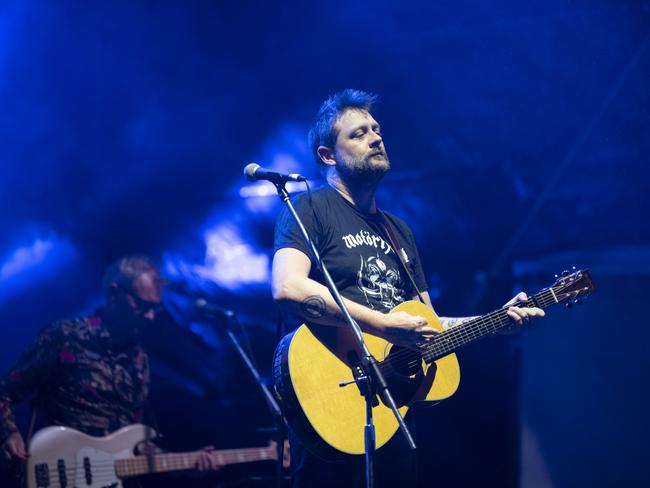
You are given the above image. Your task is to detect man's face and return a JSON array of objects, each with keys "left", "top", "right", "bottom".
[
  {"left": 331, "top": 109, "right": 390, "bottom": 181},
  {"left": 111, "top": 272, "right": 162, "bottom": 340}
]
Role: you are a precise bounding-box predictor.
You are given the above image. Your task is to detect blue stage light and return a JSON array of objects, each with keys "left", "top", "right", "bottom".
[{"left": 0, "top": 235, "right": 77, "bottom": 304}]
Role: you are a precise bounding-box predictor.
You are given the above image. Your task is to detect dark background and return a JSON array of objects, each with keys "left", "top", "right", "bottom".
[{"left": 0, "top": 1, "right": 648, "bottom": 486}]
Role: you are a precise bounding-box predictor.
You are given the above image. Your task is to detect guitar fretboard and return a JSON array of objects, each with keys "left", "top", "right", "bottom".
[
  {"left": 422, "top": 288, "right": 558, "bottom": 363},
  {"left": 114, "top": 447, "right": 275, "bottom": 478}
]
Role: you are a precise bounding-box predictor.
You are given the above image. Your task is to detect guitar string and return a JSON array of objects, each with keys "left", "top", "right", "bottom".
[
  {"left": 377, "top": 306, "right": 516, "bottom": 376},
  {"left": 371, "top": 288, "right": 560, "bottom": 379},
  {"left": 399, "top": 289, "right": 559, "bottom": 369},
  {"left": 43, "top": 459, "right": 261, "bottom": 480},
  {"left": 34, "top": 448, "right": 274, "bottom": 481},
  {"left": 376, "top": 303, "right": 531, "bottom": 372},
  {"left": 387, "top": 288, "right": 561, "bottom": 374},
  {"left": 398, "top": 287, "right": 559, "bottom": 366},
  {"left": 36, "top": 457, "right": 269, "bottom": 487},
  {"left": 376, "top": 300, "right": 547, "bottom": 378},
  {"left": 45, "top": 448, "right": 273, "bottom": 472}
]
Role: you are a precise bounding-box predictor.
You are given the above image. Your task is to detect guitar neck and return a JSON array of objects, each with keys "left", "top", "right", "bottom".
[
  {"left": 114, "top": 446, "right": 276, "bottom": 478},
  {"left": 422, "top": 287, "right": 558, "bottom": 363}
]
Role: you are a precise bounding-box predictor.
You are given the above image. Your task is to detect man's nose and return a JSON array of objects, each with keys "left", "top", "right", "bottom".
[{"left": 369, "top": 131, "right": 382, "bottom": 147}]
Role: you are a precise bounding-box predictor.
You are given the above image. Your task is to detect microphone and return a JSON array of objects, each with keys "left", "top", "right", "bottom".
[
  {"left": 194, "top": 298, "right": 235, "bottom": 320},
  {"left": 243, "top": 163, "right": 307, "bottom": 183}
]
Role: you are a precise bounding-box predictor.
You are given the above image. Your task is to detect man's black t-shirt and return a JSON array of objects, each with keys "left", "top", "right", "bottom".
[
  {"left": 274, "top": 185, "right": 428, "bottom": 321},
  {"left": 273, "top": 185, "right": 425, "bottom": 487}
]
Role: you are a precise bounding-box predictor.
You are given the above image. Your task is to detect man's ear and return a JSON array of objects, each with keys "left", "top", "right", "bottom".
[{"left": 317, "top": 146, "right": 337, "bottom": 167}]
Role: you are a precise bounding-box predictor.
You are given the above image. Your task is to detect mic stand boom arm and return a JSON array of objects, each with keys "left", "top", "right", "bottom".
[{"left": 273, "top": 182, "right": 416, "bottom": 488}]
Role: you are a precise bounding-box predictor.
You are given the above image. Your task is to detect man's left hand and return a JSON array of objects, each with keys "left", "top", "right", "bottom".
[{"left": 503, "top": 292, "right": 545, "bottom": 326}]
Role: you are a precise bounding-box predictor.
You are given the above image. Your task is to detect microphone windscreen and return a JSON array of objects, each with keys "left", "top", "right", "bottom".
[{"left": 243, "top": 163, "right": 260, "bottom": 181}]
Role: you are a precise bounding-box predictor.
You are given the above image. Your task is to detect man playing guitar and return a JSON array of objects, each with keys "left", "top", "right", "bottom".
[
  {"left": 0, "top": 255, "right": 220, "bottom": 484},
  {"left": 272, "top": 89, "right": 545, "bottom": 487}
]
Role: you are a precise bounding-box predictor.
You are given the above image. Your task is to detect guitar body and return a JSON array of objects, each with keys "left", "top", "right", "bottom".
[
  {"left": 27, "top": 424, "right": 155, "bottom": 488},
  {"left": 273, "top": 300, "right": 460, "bottom": 459}
]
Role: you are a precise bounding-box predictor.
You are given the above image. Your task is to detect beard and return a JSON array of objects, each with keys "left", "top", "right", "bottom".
[
  {"left": 109, "top": 312, "right": 148, "bottom": 346},
  {"left": 335, "top": 150, "right": 391, "bottom": 185}
]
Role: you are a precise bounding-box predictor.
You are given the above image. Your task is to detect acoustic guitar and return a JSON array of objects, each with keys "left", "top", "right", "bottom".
[{"left": 273, "top": 269, "right": 595, "bottom": 459}]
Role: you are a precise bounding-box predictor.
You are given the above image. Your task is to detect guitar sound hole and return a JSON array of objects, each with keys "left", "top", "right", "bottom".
[
  {"left": 382, "top": 346, "right": 427, "bottom": 406},
  {"left": 386, "top": 346, "right": 423, "bottom": 378}
]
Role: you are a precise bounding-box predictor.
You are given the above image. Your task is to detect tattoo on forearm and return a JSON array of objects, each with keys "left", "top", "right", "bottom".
[
  {"left": 301, "top": 295, "right": 326, "bottom": 319},
  {"left": 442, "top": 318, "right": 460, "bottom": 329},
  {"left": 441, "top": 316, "right": 478, "bottom": 330}
]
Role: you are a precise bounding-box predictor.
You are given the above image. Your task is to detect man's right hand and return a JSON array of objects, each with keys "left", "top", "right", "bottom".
[
  {"left": 376, "top": 311, "right": 436, "bottom": 348},
  {"left": 2, "top": 431, "right": 28, "bottom": 462}
]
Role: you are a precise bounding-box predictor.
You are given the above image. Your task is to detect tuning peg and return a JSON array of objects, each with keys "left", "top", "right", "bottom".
[
  {"left": 562, "top": 270, "right": 570, "bottom": 277},
  {"left": 565, "top": 301, "right": 573, "bottom": 308},
  {"left": 575, "top": 298, "right": 582, "bottom": 305},
  {"left": 554, "top": 273, "right": 559, "bottom": 279}
]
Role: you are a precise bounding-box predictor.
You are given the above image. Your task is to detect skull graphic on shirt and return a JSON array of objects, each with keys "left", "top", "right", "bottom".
[{"left": 357, "top": 254, "right": 405, "bottom": 309}]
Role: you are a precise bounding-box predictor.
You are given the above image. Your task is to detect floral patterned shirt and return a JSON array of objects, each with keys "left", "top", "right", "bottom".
[{"left": 0, "top": 313, "right": 149, "bottom": 443}]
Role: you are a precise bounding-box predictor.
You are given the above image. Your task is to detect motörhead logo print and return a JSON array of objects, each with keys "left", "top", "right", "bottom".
[{"left": 341, "top": 230, "right": 393, "bottom": 255}]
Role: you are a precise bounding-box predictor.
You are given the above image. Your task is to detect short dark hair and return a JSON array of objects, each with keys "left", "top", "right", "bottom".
[
  {"left": 102, "top": 255, "right": 162, "bottom": 296},
  {"left": 308, "top": 89, "right": 379, "bottom": 169}
]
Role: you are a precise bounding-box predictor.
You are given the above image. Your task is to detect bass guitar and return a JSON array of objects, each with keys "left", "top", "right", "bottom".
[
  {"left": 273, "top": 269, "right": 595, "bottom": 459},
  {"left": 26, "top": 423, "right": 289, "bottom": 488}
]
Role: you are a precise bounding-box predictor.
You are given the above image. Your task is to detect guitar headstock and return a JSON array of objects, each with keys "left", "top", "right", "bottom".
[{"left": 551, "top": 268, "right": 596, "bottom": 307}]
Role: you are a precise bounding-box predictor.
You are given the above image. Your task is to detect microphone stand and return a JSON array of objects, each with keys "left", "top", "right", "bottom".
[
  {"left": 219, "top": 312, "right": 287, "bottom": 488},
  {"left": 273, "top": 181, "right": 416, "bottom": 488}
]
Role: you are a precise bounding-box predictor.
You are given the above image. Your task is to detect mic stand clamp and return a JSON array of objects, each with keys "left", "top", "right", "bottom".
[{"left": 273, "top": 182, "right": 416, "bottom": 488}]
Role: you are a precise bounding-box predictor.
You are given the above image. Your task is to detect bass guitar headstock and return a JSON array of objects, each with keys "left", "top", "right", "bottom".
[{"left": 550, "top": 268, "right": 596, "bottom": 307}]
